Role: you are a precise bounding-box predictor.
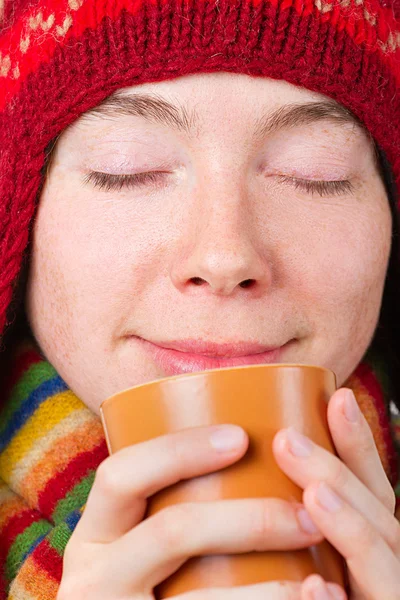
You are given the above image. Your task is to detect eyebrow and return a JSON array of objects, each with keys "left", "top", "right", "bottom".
[
  {"left": 82, "top": 91, "right": 367, "bottom": 139},
  {"left": 82, "top": 92, "right": 196, "bottom": 135},
  {"left": 254, "top": 100, "right": 365, "bottom": 139}
]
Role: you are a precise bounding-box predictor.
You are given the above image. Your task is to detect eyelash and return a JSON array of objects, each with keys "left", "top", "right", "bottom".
[
  {"left": 83, "top": 171, "right": 167, "bottom": 192},
  {"left": 277, "top": 176, "right": 354, "bottom": 197},
  {"left": 84, "top": 171, "right": 354, "bottom": 198}
]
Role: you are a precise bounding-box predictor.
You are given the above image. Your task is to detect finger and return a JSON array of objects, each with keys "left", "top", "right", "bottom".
[
  {"left": 303, "top": 482, "right": 400, "bottom": 600},
  {"left": 272, "top": 422, "right": 398, "bottom": 553},
  {"left": 327, "top": 387, "right": 396, "bottom": 512},
  {"left": 172, "top": 580, "right": 302, "bottom": 599},
  {"left": 74, "top": 424, "right": 249, "bottom": 543},
  {"left": 301, "top": 574, "right": 347, "bottom": 600},
  {"left": 114, "top": 497, "right": 324, "bottom": 591}
]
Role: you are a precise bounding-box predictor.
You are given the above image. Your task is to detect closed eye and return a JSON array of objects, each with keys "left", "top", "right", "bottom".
[
  {"left": 277, "top": 175, "right": 354, "bottom": 197},
  {"left": 83, "top": 171, "right": 168, "bottom": 192},
  {"left": 83, "top": 171, "right": 354, "bottom": 198}
]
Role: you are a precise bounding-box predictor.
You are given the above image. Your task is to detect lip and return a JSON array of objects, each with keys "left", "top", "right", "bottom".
[{"left": 134, "top": 337, "right": 291, "bottom": 376}]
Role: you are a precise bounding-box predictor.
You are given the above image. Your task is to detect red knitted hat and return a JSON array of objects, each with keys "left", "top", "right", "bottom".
[{"left": 0, "top": 0, "right": 399, "bottom": 340}]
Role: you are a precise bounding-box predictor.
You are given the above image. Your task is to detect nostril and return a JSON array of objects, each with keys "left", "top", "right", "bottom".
[
  {"left": 240, "top": 279, "right": 255, "bottom": 289},
  {"left": 190, "top": 277, "right": 205, "bottom": 285}
]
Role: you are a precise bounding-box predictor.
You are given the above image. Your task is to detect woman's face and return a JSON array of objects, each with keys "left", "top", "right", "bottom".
[{"left": 25, "top": 73, "right": 392, "bottom": 414}]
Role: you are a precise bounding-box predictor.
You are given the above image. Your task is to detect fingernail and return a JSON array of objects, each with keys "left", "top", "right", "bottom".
[
  {"left": 312, "top": 579, "right": 332, "bottom": 600},
  {"left": 297, "top": 507, "right": 320, "bottom": 534},
  {"left": 343, "top": 390, "right": 360, "bottom": 423},
  {"left": 209, "top": 425, "right": 245, "bottom": 453},
  {"left": 286, "top": 427, "right": 313, "bottom": 457},
  {"left": 316, "top": 482, "right": 343, "bottom": 512}
]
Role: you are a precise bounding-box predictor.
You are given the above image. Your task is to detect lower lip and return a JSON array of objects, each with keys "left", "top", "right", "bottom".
[{"left": 136, "top": 338, "right": 287, "bottom": 376}]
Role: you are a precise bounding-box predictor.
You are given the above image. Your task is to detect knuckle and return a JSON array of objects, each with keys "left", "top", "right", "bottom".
[
  {"left": 56, "top": 583, "right": 72, "bottom": 600},
  {"left": 57, "top": 577, "right": 88, "bottom": 599},
  {"left": 349, "top": 519, "right": 379, "bottom": 558},
  {"left": 58, "top": 546, "right": 102, "bottom": 598},
  {"left": 357, "top": 436, "right": 375, "bottom": 461},
  {"left": 373, "top": 480, "right": 396, "bottom": 514},
  {"left": 163, "top": 429, "right": 207, "bottom": 479},
  {"left": 165, "top": 432, "right": 185, "bottom": 465},
  {"left": 258, "top": 499, "right": 275, "bottom": 536},
  {"left": 328, "top": 459, "right": 348, "bottom": 490},
  {"left": 384, "top": 487, "right": 397, "bottom": 515},
  {"left": 248, "top": 499, "right": 281, "bottom": 547},
  {"left": 386, "top": 517, "right": 400, "bottom": 555},
  {"left": 152, "top": 503, "right": 196, "bottom": 549},
  {"left": 62, "top": 539, "right": 76, "bottom": 565},
  {"left": 94, "top": 458, "right": 121, "bottom": 494},
  {"left": 359, "top": 422, "right": 375, "bottom": 448}
]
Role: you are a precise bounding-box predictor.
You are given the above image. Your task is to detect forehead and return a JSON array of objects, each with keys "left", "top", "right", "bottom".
[{"left": 74, "top": 74, "right": 368, "bottom": 140}]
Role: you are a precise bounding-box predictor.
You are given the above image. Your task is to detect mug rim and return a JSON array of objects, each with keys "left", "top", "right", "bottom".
[{"left": 100, "top": 363, "right": 337, "bottom": 410}]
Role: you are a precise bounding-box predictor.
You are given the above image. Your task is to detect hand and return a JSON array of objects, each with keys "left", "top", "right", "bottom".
[
  {"left": 57, "top": 423, "right": 344, "bottom": 599},
  {"left": 273, "top": 387, "right": 400, "bottom": 600}
]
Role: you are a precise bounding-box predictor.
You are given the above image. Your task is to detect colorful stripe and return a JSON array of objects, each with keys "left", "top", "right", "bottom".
[
  {"left": 5, "top": 519, "right": 52, "bottom": 583},
  {"left": 8, "top": 553, "right": 60, "bottom": 600},
  {"left": 0, "top": 363, "right": 60, "bottom": 441},
  {"left": 0, "top": 388, "right": 80, "bottom": 479},
  {"left": 41, "top": 444, "right": 105, "bottom": 521},
  {"left": 0, "top": 340, "right": 108, "bottom": 597},
  {"left": 15, "top": 409, "right": 96, "bottom": 500}
]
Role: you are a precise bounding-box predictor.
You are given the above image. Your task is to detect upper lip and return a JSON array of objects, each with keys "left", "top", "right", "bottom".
[{"left": 144, "top": 339, "right": 285, "bottom": 358}]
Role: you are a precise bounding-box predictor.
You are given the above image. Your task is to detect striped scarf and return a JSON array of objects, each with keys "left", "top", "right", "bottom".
[{"left": 0, "top": 337, "right": 399, "bottom": 599}]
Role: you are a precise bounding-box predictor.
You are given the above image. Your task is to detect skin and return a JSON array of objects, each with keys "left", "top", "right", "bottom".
[
  {"left": 25, "top": 72, "right": 392, "bottom": 414},
  {"left": 24, "top": 73, "right": 400, "bottom": 598}
]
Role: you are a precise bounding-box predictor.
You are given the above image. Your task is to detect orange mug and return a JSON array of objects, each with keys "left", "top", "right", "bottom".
[{"left": 100, "top": 364, "right": 347, "bottom": 598}]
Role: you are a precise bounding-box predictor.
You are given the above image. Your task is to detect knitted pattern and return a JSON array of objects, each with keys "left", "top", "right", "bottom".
[
  {"left": 0, "top": 340, "right": 108, "bottom": 599},
  {"left": 0, "top": 338, "right": 399, "bottom": 599},
  {"left": 0, "top": 0, "right": 399, "bottom": 337}
]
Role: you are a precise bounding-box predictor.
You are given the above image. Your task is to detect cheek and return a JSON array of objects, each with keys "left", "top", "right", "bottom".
[
  {"left": 286, "top": 187, "right": 391, "bottom": 305},
  {"left": 26, "top": 203, "right": 76, "bottom": 363},
  {"left": 302, "top": 228, "right": 387, "bottom": 313},
  {"left": 289, "top": 194, "right": 391, "bottom": 381},
  {"left": 26, "top": 187, "right": 170, "bottom": 340},
  {"left": 335, "top": 215, "right": 388, "bottom": 310}
]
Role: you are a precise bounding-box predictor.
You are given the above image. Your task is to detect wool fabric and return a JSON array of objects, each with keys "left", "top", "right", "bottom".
[{"left": 0, "top": 0, "right": 400, "bottom": 335}]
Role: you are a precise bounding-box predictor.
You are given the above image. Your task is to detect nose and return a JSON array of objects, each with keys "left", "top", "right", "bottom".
[{"left": 171, "top": 187, "right": 272, "bottom": 297}]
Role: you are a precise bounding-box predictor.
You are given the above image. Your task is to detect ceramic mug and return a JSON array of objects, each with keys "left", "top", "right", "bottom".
[{"left": 100, "top": 364, "right": 347, "bottom": 598}]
